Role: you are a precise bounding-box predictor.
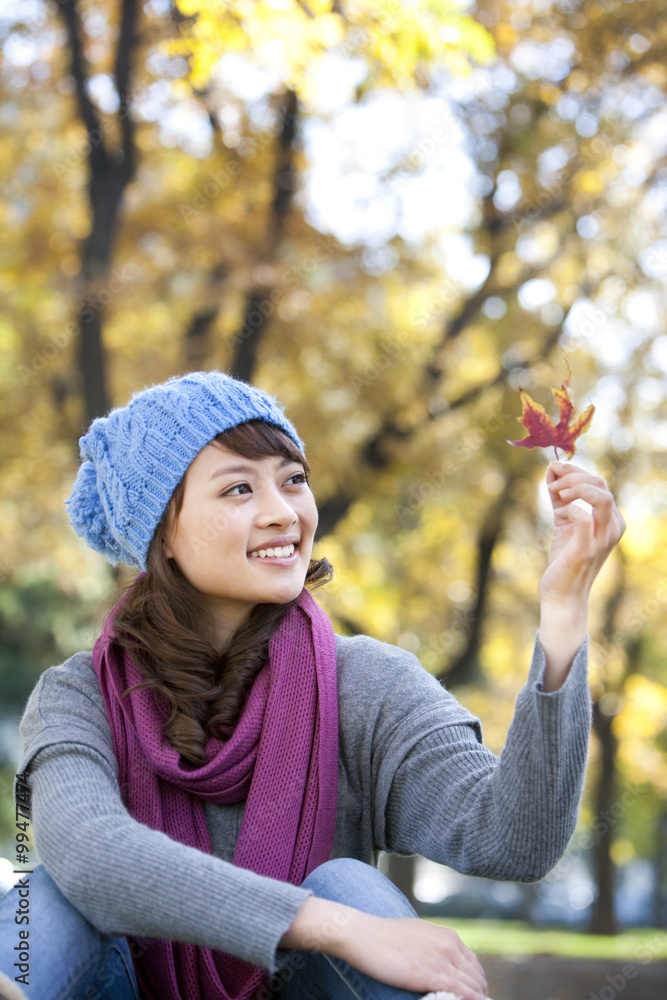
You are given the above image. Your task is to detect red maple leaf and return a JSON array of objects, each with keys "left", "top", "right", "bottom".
[{"left": 507, "top": 359, "right": 595, "bottom": 460}]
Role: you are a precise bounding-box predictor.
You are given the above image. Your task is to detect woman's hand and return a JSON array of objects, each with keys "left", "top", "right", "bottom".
[
  {"left": 538, "top": 461, "right": 625, "bottom": 689},
  {"left": 539, "top": 461, "right": 625, "bottom": 604},
  {"left": 281, "top": 895, "right": 488, "bottom": 999},
  {"left": 335, "top": 911, "right": 488, "bottom": 1000}
]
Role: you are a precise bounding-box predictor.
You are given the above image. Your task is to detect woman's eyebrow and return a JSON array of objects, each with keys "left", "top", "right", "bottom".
[{"left": 208, "top": 457, "right": 296, "bottom": 482}]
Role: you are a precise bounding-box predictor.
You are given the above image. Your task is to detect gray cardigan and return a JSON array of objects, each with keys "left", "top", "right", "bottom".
[{"left": 14, "top": 632, "right": 591, "bottom": 975}]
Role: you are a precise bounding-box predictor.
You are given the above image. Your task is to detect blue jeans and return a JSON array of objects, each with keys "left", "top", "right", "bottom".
[
  {"left": 0, "top": 866, "right": 139, "bottom": 999},
  {"left": 0, "top": 859, "right": 428, "bottom": 999}
]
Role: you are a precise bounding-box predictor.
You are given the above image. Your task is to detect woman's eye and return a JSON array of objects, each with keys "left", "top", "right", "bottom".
[
  {"left": 221, "top": 472, "right": 306, "bottom": 496},
  {"left": 223, "top": 483, "right": 252, "bottom": 496}
]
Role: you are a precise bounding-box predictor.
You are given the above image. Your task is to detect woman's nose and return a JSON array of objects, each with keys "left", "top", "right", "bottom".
[{"left": 258, "top": 488, "right": 298, "bottom": 525}]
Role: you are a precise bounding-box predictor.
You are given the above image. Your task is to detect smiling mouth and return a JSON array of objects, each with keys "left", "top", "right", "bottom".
[{"left": 248, "top": 543, "right": 297, "bottom": 560}]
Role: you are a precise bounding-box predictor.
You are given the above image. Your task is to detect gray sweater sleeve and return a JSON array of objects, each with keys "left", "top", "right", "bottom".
[
  {"left": 14, "top": 654, "right": 311, "bottom": 974},
  {"left": 372, "top": 635, "right": 592, "bottom": 881}
]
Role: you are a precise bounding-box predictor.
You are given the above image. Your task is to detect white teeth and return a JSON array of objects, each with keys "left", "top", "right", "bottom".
[{"left": 249, "top": 544, "right": 295, "bottom": 559}]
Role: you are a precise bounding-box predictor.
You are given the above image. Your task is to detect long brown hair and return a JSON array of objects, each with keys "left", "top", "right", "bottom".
[{"left": 110, "top": 419, "right": 333, "bottom": 765}]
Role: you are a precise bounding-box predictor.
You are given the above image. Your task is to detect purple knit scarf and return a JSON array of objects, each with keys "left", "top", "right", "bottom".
[{"left": 91, "top": 580, "right": 339, "bottom": 1000}]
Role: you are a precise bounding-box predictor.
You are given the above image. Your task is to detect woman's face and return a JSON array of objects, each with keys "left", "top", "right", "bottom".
[{"left": 163, "top": 439, "right": 318, "bottom": 649}]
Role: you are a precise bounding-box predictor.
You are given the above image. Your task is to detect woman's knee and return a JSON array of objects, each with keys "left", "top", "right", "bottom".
[
  {"left": 0, "top": 865, "right": 140, "bottom": 1000},
  {"left": 301, "top": 857, "right": 418, "bottom": 918},
  {"left": 7, "top": 864, "right": 93, "bottom": 932},
  {"left": 301, "top": 857, "right": 375, "bottom": 896}
]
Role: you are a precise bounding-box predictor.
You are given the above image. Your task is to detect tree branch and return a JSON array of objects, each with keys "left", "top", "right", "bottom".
[
  {"left": 184, "top": 263, "right": 229, "bottom": 370},
  {"left": 436, "top": 479, "right": 514, "bottom": 687},
  {"left": 314, "top": 324, "right": 561, "bottom": 540},
  {"left": 361, "top": 322, "right": 562, "bottom": 471},
  {"left": 57, "top": 0, "right": 104, "bottom": 159},
  {"left": 270, "top": 88, "right": 299, "bottom": 247},
  {"left": 228, "top": 89, "right": 300, "bottom": 380},
  {"left": 114, "top": 0, "right": 139, "bottom": 178}
]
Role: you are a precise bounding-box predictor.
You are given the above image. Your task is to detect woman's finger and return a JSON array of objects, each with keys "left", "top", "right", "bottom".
[
  {"left": 555, "top": 482, "right": 614, "bottom": 513},
  {"left": 556, "top": 498, "right": 597, "bottom": 544},
  {"left": 429, "top": 963, "right": 488, "bottom": 1000},
  {"left": 552, "top": 499, "right": 625, "bottom": 572},
  {"left": 547, "top": 460, "right": 583, "bottom": 473},
  {"left": 546, "top": 460, "right": 588, "bottom": 481},
  {"left": 558, "top": 483, "right": 624, "bottom": 538},
  {"left": 548, "top": 478, "right": 625, "bottom": 539},
  {"left": 548, "top": 475, "right": 609, "bottom": 498},
  {"left": 459, "top": 946, "right": 487, "bottom": 979},
  {"left": 421, "top": 927, "right": 488, "bottom": 996},
  {"left": 452, "top": 955, "right": 488, "bottom": 996}
]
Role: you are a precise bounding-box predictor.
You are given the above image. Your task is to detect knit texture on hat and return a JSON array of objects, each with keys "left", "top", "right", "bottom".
[{"left": 65, "top": 371, "right": 305, "bottom": 571}]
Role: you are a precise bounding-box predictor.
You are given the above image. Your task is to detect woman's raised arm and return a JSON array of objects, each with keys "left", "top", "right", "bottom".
[{"left": 538, "top": 461, "right": 626, "bottom": 691}]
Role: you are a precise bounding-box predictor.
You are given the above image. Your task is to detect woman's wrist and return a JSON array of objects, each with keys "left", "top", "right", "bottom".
[
  {"left": 538, "top": 596, "right": 589, "bottom": 692},
  {"left": 278, "top": 895, "right": 360, "bottom": 956}
]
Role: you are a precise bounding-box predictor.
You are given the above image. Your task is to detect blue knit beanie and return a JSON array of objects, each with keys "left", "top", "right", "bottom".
[{"left": 65, "top": 370, "right": 306, "bottom": 571}]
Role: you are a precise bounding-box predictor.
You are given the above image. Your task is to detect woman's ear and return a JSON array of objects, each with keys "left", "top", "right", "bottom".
[{"left": 163, "top": 538, "right": 174, "bottom": 559}]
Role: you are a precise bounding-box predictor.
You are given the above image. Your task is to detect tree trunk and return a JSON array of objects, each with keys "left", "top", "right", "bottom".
[
  {"left": 229, "top": 89, "right": 299, "bottom": 382},
  {"left": 230, "top": 289, "right": 273, "bottom": 383},
  {"left": 59, "top": 0, "right": 140, "bottom": 427},
  {"left": 653, "top": 806, "right": 667, "bottom": 928},
  {"left": 588, "top": 571, "right": 638, "bottom": 938},
  {"left": 589, "top": 702, "right": 618, "bottom": 935},
  {"left": 381, "top": 854, "right": 418, "bottom": 911},
  {"left": 183, "top": 264, "right": 230, "bottom": 371},
  {"left": 438, "top": 482, "right": 512, "bottom": 688}
]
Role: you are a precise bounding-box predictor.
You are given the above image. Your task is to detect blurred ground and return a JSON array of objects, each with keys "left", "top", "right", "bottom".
[{"left": 482, "top": 954, "right": 666, "bottom": 1000}]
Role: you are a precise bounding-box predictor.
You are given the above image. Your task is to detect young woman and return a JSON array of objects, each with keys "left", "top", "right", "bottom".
[{"left": 0, "top": 369, "right": 625, "bottom": 1000}]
